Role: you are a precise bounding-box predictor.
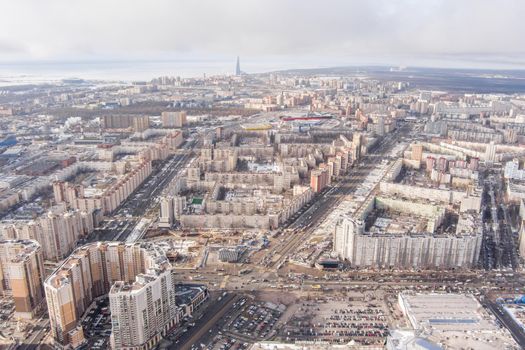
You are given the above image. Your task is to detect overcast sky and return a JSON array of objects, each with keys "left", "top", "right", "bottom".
[{"left": 0, "top": 0, "right": 524, "bottom": 70}]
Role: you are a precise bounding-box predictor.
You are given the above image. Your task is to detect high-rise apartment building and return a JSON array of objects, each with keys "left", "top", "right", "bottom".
[
  {"left": 102, "top": 115, "right": 150, "bottom": 131},
  {"left": 376, "top": 115, "right": 385, "bottom": 136},
  {"left": 352, "top": 132, "right": 363, "bottom": 161},
  {"left": 161, "top": 111, "right": 187, "bottom": 128},
  {"left": 425, "top": 156, "right": 436, "bottom": 171},
  {"left": 333, "top": 195, "right": 483, "bottom": 269},
  {"left": 109, "top": 270, "right": 178, "bottom": 349},
  {"left": 102, "top": 115, "right": 134, "bottom": 129},
  {"left": 310, "top": 169, "right": 329, "bottom": 193},
  {"left": 485, "top": 141, "right": 497, "bottom": 162},
  {"left": 2, "top": 206, "right": 94, "bottom": 261},
  {"left": 319, "top": 163, "right": 332, "bottom": 185},
  {"left": 159, "top": 196, "right": 187, "bottom": 228},
  {"left": 0, "top": 240, "right": 45, "bottom": 319},
  {"left": 45, "top": 241, "right": 181, "bottom": 349},
  {"left": 173, "top": 196, "right": 186, "bottom": 220},
  {"left": 159, "top": 196, "right": 174, "bottom": 228},
  {"left": 411, "top": 144, "right": 423, "bottom": 162},
  {"left": 437, "top": 157, "right": 448, "bottom": 172},
  {"left": 132, "top": 115, "right": 150, "bottom": 132}
]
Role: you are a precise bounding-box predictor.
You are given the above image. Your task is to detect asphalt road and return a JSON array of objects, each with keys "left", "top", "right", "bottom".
[
  {"left": 174, "top": 293, "right": 237, "bottom": 350},
  {"left": 86, "top": 140, "right": 196, "bottom": 243},
  {"left": 264, "top": 123, "right": 413, "bottom": 268},
  {"left": 16, "top": 318, "right": 49, "bottom": 350},
  {"left": 485, "top": 301, "right": 525, "bottom": 348}
]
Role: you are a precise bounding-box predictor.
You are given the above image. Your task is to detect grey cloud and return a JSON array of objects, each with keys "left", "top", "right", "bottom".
[
  {"left": 0, "top": 40, "right": 28, "bottom": 55},
  {"left": 0, "top": 0, "right": 523, "bottom": 68}
]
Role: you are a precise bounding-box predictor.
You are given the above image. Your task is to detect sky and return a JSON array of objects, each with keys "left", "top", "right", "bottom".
[{"left": 0, "top": 0, "right": 524, "bottom": 73}]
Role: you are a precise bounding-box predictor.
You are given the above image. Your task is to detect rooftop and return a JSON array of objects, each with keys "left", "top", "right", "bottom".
[
  {"left": 0, "top": 239, "right": 41, "bottom": 263},
  {"left": 400, "top": 292, "right": 495, "bottom": 332}
]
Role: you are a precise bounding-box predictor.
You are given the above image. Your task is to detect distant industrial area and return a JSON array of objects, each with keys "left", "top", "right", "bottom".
[{"left": 0, "top": 60, "right": 525, "bottom": 350}]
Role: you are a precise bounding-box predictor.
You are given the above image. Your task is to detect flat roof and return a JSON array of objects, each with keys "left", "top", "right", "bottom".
[{"left": 400, "top": 293, "right": 496, "bottom": 332}]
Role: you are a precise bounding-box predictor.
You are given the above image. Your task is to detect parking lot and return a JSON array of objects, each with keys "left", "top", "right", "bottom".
[
  {"left": 226, "top": 299, "right": 285, "bottom": 340},
  {"left": 278, "top": 294, "right": 390, "bottom": 346},
  {"left": 193, "top": 334, "right": 250, "bottom": 350},
  {"left": 182, "top": 295, "right": 286, "bottom": 350},
  {"left": 81, "top": 297, "right": 111, "bottom": 349}
]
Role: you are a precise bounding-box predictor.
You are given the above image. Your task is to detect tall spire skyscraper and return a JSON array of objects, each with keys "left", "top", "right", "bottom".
[{"left": 235, "top": 56, "right": 241, "bottom": 76}]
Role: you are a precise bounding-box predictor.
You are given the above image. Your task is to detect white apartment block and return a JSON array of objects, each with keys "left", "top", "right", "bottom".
[{"left": 110, "top": 270, "right": 179, "bottom": 349}]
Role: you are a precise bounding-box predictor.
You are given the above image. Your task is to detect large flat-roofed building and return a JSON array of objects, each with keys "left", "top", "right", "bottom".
[
  {"left": 400, "top": 293, "right": 488, "bottom": 331},
  {"left": 394, "top": 292, "right": 517, "bottom": 350},
  {"left": 0, "top": 239, "right": 45, "bottom": 319}
]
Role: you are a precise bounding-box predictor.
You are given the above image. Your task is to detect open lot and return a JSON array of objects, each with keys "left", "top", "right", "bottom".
[
  {"left": 176, "top": 293, "right": 286, "bottom": 350},
  {"left": 277, "top": 292, "right": 390, "bottom": 347},
  {"left": 226, "top": 299, "right": 285, "bottom": 340}
]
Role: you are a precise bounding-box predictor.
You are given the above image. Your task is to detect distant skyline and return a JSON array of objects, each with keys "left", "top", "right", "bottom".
[{"left": 0, "top": 0, "right": 524, "bottom": 73}]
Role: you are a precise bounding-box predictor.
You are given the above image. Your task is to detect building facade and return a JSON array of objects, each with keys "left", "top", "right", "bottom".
[
  {"left": 109, "top": 270, "right": 179, "bottom": 349},
  {"left": 45, "top": 241, "right": 190, "bottom": 349},
  {"left": 334, "top": 216, "right": 482, "bottom": 269},
  {"left": 0, "top": 239, "right": 45, "bottom": 319},
  {"left": 161, "top": 111, "right": 187, "bottom": 128}
]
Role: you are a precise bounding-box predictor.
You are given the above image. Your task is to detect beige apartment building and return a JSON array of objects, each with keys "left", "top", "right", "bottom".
[
  {"left": 45, "top": 241, "right": 179, "bottom": 349},
  {"left": 161, "top": 111, "right": 187, "bottom": 128},
  {"left": 0, "top": 239, "right": 45, "bottom": 319}
]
